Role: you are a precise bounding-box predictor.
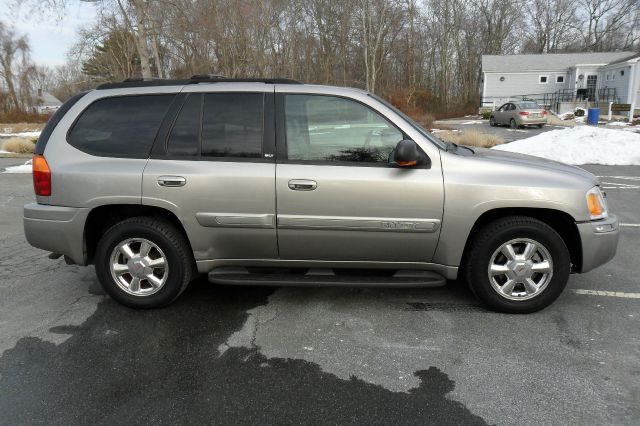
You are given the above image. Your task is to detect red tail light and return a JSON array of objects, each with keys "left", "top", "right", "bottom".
[
  {"left": 542, "top": 110, "right": 548, "bottom": 115},
  {"left": 32, "top": 155, "right": 51, "bottom": 196},
  {"left": 519, "top": 111, "right": 530, "bottom": 116}
]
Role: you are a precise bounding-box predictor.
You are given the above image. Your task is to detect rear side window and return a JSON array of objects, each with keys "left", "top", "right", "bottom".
[
  {"left": 201, "top": 93, "right": 263, "bottom": 158},
  {"left": 35, "top": 91, "right": 88, "bottom": 155},
  {"left": 68, "top": 94, "right": 175, "bottom": 158}
]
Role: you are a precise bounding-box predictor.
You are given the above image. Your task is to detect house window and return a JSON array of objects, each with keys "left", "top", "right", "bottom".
[
  {"left": 539, "top": 75, "right": 548, "bottom": 84},
  {"left": 621, "top": 70, "right": 625, "bottom": 77},
  {"left": 606, "top": 73, "right": 610, "bottom": 81},
  {"left": 556, "top": 75, "right": 564, "bottom": 83}
]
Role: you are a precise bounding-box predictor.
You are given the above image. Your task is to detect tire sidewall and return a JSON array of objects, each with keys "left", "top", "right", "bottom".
[
  {"left": 95, "top": 221, "right": 188, "bottom": 308},
  {"left": 468, "top": 222, "right": 570, "bottom": 313}
]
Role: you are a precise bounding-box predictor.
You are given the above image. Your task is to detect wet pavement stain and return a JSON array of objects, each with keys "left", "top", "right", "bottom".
[
  {"left": 0, "top": 279, "right": 487, "bottom": 425},
  {"left": 405, "top": 302, "right": 486, "bottom": 312}
]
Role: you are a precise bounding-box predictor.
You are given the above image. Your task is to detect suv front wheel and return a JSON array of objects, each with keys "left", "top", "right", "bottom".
[
  {"left": 94, "top": 216, "right": 193, "bottom": 308},
  {"left": 463, "top": 216, "right": 570, "bottom": 313}
]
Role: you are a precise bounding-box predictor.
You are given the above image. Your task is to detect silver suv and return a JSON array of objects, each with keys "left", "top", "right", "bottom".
[{"left": 24, "top": 77, "right": 619, "bottom": 313}]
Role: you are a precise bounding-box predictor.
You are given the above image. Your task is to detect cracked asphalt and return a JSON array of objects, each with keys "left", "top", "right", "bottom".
[{"left": 1, "top": 157, "right": 639, "bottom": 425}]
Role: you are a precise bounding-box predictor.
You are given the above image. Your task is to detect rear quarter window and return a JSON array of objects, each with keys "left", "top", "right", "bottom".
[{"left": 67, "top": 94, "right": 175, "bottom": 158}]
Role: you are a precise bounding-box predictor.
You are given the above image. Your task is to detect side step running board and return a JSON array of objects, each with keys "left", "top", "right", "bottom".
[{"left": 208, "top": 267, "right": 446, "bottom": 287}]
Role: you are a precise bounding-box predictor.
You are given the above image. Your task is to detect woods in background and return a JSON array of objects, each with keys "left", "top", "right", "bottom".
[{"left": 2, "top": 0, "right": 640, "bottom": 118}]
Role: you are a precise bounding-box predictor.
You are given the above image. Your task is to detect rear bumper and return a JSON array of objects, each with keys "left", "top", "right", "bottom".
[
  {"left": 576, "top": 215, "right": 619, "bottom": 273},
  {"left": 23, "top": 203, "right": 88, "bottom": 265},
  {"left": 517, "top": 117, "right": 547, "bottom": 125}
]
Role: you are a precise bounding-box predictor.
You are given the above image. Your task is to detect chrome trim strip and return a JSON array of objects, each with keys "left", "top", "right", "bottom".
[
  {"left": 196, "top": 213, "right": 275, "bottom": 228},
  {"left": 277, "top": 215, "right": 441, "bottom": 233}
]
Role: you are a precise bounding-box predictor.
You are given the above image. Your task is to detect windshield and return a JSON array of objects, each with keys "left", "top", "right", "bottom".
[
  {"left": 518, "top": 101, "right": 541, "bottom": 110},
  {"left": 368, "top": 94, "right": 447, "bottom": 150}
]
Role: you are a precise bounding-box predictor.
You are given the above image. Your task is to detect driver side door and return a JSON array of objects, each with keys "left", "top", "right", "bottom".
[{"left": 274, "top": 92, "right": 444, "bottom": 263}]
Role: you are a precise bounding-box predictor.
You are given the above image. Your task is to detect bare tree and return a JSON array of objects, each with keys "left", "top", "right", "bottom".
[{"left": 0, "top": 22, "right": 31, "bottom": 110}]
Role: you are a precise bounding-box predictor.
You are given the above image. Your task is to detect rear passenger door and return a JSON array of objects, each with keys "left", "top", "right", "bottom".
[{"left": 142, "top": 85, "right": 278, "bottom": 262}]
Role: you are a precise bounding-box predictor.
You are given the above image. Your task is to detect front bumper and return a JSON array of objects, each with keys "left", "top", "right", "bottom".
[
  {"left": 576, "top": 215, "right": 619, "bottom": 273},
  {"left": 23, "top": 203, "right": 89, "bottom": 265}
]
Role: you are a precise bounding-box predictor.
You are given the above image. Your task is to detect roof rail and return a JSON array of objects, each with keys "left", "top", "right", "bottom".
[{"left": 96, "top": 76, "right": 302, "bottom": 90}]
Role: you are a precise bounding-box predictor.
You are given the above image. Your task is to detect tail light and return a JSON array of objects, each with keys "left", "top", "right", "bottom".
[
  {"left": 519, "top": 111, "right": 530, "bottom": 116},
  {"left": 542, "top": 110, "right": 548, "bottom": 115},
  {"left": 32, "top": 155, "right": 51, "bottom": 196}
]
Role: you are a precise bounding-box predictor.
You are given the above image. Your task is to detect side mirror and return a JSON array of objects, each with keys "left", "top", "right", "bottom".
[{"left": 391, "top": 139, "right": 425, "bottom": 167}]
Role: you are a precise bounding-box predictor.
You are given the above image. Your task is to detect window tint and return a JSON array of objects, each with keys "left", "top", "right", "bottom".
[
  {"left": 285, "top": 94, "right": 402, "bottom": 163},
  {"left": 201, "top": 93, "right": 263, "bottom": 158},
  {"left": 167, "top": 94, "right": 201, "bottom": 156},
  {"left": 68, "top": 94, "right": 174, "bottom": 158}
]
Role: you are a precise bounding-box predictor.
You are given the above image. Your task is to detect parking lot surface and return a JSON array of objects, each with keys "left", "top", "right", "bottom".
[
  {"left": 434, "top": 118, "right": 556, "bottom": 142},
  {"left": 0, "top": 157, "right": 638, "bottom": 425}
]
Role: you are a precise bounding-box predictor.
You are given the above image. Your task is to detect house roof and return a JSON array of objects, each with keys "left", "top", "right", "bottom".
[
  {"left": 604, "top": 52, "right": 640, "bottom": 66},
  {"left": 482, "top": 51, "right": 636, "bottom": 73},
  {"left": 37, "top": 92, "right": 63, "bottom": 107}
]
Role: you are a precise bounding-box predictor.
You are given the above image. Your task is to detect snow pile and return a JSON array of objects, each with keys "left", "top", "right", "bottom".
[
  {"left": 492, "top": 126, "right": 640, "bottom": 165},
  {"left": 0, "top": 131, "right": 41, "bottom": 138},
  {"left": 3, "top": 160, "right": 32, "bottom": 174}
]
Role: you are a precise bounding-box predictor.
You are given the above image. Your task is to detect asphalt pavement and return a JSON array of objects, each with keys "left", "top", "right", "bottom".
[
  {"left": 434, "top": 118, "right": 560, "bottom": 142},
  {"left": 0, "top": 157, "right": 638, "bottom": 425}
]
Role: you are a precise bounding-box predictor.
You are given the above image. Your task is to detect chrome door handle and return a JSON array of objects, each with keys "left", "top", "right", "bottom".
[
  {"left": 157, "top": 176, "right": 186, "bottom": 187},
  {"left": 288, "top": 179, "right": 317, "bottom": 191}
]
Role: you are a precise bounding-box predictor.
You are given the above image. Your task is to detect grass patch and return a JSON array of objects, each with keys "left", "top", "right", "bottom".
[
  {"left": 436, "top": 130, "right": 505, "bottom": 148},
  {"left": 547, "top": 115, "right": 577, "bottom": 127},
  {"left": 2, "top": 138, "right": 36, "bottom": 154},
  {"left": 0, "top": 123, "right": 45, "bottom": 133}
]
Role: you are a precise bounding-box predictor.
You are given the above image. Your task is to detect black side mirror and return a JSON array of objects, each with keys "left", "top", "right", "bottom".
[{"left": 391, "top": 139, "right": 426, "bottom": 168}]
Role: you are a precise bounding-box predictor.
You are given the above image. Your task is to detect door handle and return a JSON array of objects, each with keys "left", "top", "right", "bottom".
[
  {"left": 157, "top": 176, "right": 186, "bottom": 187},
  {"left": 288, "top": 179, "right": 317, "bottom": 191}
]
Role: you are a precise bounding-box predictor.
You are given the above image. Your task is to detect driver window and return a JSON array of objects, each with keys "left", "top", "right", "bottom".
[
  {"left": 498, "top": 104, "right": 507, "bottom": 111},
  {"left": 284, "top": 94, "right": 403, "bottom": 163}
]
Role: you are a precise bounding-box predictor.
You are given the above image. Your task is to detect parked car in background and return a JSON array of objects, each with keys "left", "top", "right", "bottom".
[
  {"left": 24, "top": 77, "right": 618, "bottom": 314},
  {"left": 490, "top": 101, "right": 548, "bottom": 128}
]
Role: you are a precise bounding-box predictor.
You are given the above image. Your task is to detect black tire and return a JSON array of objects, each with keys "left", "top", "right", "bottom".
[
  {"left": 489, "top": 116, "right": 497, "bottom": 127},
  {"left": 537, "top": 124, "right": 544, "bottom": 128},
  {"left": 462, "top": 216, "right": 570, "bottom": 314},
  {"left": 510, "top": 119, "right": 517, "bottom": 129},
  {"left": 94, "top": 216, "right": 193, "bottom": 309}
]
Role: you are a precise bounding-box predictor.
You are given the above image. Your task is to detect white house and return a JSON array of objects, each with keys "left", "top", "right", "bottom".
[
  {"left": 31, "top": 89, "right": 63, "bottom": 114},
  {"left": 481, "top": 51, "right": 640, "bottom": 117}
]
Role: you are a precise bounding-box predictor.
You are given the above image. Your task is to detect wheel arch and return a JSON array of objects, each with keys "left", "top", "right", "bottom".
[
  {"left": 460, "top": 207, "right": 582, "bottom": 273},
  {"left": 84, "top": 204, "right": 193, "bottom": 265}
]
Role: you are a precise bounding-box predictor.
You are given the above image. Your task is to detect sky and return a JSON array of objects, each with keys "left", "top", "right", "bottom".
[{"left": 0, "top": 0, "right": 99, "bottom": 67}]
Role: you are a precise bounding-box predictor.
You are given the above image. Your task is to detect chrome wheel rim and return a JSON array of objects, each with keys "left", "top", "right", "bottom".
[
  {"left": 110, "top": 238, "right": 168, "bottom": 296},
  {"left": 488, "top": 238, "right": 553, "bottom": 301}
]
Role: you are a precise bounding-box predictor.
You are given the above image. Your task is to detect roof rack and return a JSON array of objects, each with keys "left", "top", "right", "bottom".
[{"left": 96, "top": 75, "right": 302, "bottom": 90}]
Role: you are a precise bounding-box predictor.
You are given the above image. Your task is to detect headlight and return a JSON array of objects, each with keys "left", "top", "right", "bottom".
[{"left": 586, "top": 186, "right": 608, "bottom": 220}]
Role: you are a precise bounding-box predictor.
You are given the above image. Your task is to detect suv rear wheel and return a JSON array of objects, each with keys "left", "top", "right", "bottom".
[
  {"left": 94, "top": 216, "right": 193, "bottom": 308},
  {"left": 463, "top": 216, "right": 570, "bottom": 313}
]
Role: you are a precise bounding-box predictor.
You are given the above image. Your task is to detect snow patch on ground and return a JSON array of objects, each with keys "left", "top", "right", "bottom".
[
  {"left": 0, "top": 131, "right": 41, "bottom": 138},
  {"left": 3, "top": 160, "right": 32, "bottom": 173},
  {"left": 606, "top": 121, "right": 630, "bottom": 126},
  {"left": 492, "top": 126, "right": 640, "bottom": 165}
]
